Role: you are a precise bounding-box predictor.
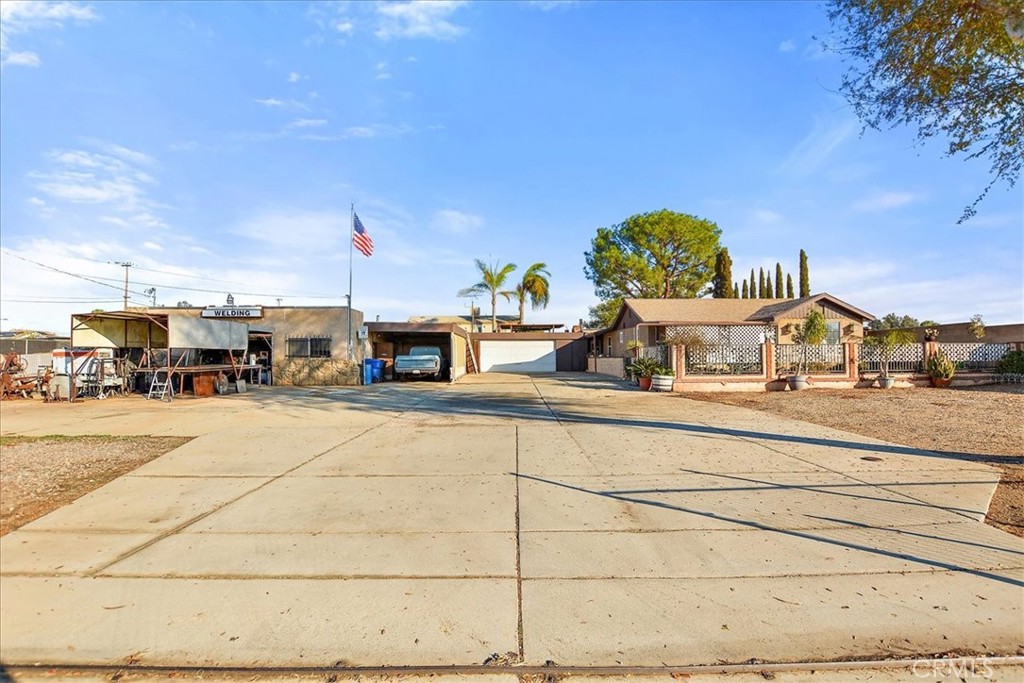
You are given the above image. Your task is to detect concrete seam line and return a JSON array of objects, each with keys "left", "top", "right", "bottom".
[
  {"left": 515, "top": 423, "right": 525, "bottom": 662},
  {"left": 85, "top": 390, "right": 441, "bottom": 576},
  {"left": 695, "top": 420, "right": 987, "bottom": 524},
  {"left": 9, "top": 657, "right": 1024, "bottom": 676}
]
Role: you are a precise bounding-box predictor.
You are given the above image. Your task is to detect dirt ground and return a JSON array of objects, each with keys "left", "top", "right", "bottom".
[
  {"left": 0, "top": 435, "right": 190, "bottom": 535},
  {"left": 684, "top": 385, "right": 1024, "bottom": 539}
]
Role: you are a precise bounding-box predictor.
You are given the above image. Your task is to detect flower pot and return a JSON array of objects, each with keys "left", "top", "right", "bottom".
[
  {"left": 638, "top": 376, "right": 653, "bottom": 391},
  {"left": 787, "top": 375, "right": 809, "bottom": 391},
  {"left": 931, "top": 377, "right": 953, "bottom": 388},
  {"left": 651, "top": 374, "right": 674, "bottom": 392},
  {"left": 878, "top": 376, "right": 896, "bottom": 389}
]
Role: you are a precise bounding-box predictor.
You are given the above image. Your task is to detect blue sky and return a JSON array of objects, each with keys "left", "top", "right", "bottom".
[{"left": 1, "top": 0, "right": 1021, "bottom": 333}]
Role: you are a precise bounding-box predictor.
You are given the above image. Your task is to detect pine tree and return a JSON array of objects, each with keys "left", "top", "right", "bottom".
[
  {"left": 765, "top": 273, "right": 773, "bottom": 299},
  {"left": 733, "top": 282, "right": 739, "bottom": 298},
  {"left": 741, "top": 280, "right": 749, "bottom": 298},
  {"left": 758, "top": 268, "right": 766, "bottom": 298},
  {"left": 775, "top": 263, "right": 784, "bottom": 298},
  {"left": 786, "top": 273, "right": 794, "bottom": 299},
  {"left": 749, "top": 269, "right": 756, "bottom": 298},
  {"left": 799, "top": 249, "right": 810, "bottom": 297}
]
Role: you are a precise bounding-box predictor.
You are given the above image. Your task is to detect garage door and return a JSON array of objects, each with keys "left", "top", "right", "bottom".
[{"left": 479, "top": 340, "right": 556, "bottom": 373}]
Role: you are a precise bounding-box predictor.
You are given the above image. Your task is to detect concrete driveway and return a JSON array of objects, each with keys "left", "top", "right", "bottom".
[{"left": 1, "top": 373, "right": 1022, "bottom": 671}]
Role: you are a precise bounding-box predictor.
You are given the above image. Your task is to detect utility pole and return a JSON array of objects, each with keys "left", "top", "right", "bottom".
[{"left": 114, "top": 261, "right": 134, "bottom": 310}]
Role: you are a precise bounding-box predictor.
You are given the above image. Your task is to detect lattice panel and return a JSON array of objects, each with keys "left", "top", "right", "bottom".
[
  {"left": 937, "top": 343, "right": 1011, "bottom": 371},
  {"left": 774, "top": 344, "right": 846, "bottom": 375},
  {"left": 635, "top": 344, "right": 669, "bottom": 366},
  {"left": 858, "top": 344, "right": 923, "bottom": 373},
  {"left": 686, "top": 345, "right": 762, "bottom": 375},
  {"left": 662, "top": 325, "right": 774, "bottom": 346}
]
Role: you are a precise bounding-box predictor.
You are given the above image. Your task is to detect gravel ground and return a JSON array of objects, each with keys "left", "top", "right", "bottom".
[
  {"left": 0, "top": 435, "right": 190, "bottom": 535},
  {"left": 684, "top": 385, "right": 1024, "bottom": 539}
]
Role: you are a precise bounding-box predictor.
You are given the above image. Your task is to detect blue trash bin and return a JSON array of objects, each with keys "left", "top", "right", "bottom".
[
  {"left": 370, "top": 359, "right": 384, "bottom": 382},
  {"left": 362, "top": 359, "right": 374, "bottom": 385}
]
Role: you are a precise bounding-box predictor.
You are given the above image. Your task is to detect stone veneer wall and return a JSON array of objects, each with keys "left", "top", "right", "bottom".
[{"left": 274, "top": 358, "right": 360, "bottom": 386}]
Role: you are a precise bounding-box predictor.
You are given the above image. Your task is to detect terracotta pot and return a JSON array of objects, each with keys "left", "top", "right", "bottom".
[
  {"left": 931, "top": 377, "right": 953, "bottom": 388},
  {"left": 638, "top": 376, "right": 653, "bottom": 391}
]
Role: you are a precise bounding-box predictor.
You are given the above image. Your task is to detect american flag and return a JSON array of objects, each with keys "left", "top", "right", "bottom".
[{"left": 352, "top": 213, "right": 373, "bottom": 257}]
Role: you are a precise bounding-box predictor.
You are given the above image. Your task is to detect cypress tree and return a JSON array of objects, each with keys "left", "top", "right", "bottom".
[
  {"left": 749, "top": 269, "right": 756, "bottom": 298},
  {"left": 775, "top": 263, "right": 784, "bottom": 298},
  {"left": 733, "top": 282, "right": 739, "bottom": 298},
  {"left": 786, "top": 273, "right": 794, "bottom": 299},
  {"left": 741, "top": 280, "right": 749, "bottom": 298},
  {"left": 765, "top": 273, "right": 773, "bottom": 299},
  {"left": 712, "top": 249, "right": 734, "bottom": 298},
  {"left": 799, "top": 249, "right": 810, "bottom": 297},
  {"left": 713, "top": 252, "right": 726, "bottom": 298},
  {"left": 758, "top": 268, "right": 766, "bottom": 298}
]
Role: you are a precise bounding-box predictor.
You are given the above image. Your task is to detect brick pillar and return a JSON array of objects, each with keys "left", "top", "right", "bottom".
[
  {"left": 846, "top": 342, "right": 858, "bottom": 380},
  {"left": 676, "top": 345, "right": 686, "bottom": 377},
  {"left": 762, "top": 342, "right": 773, "bottom": 380}
]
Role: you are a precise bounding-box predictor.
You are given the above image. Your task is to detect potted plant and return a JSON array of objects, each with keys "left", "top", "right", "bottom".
[
  {"left": 651, "top": 365, "right": 675, "bottom": 392},
  {"left": 788, "top": 309, "right": 828, "bottom": 391},
  {"left": 926, "top": 348, "right": 956, "bottom": 388},
  {"left": 629, "top": 357, "right": 661, "bottom": 391},
  {"left": 864, "top": 329, "right": 915, "bottom": 389},
  {"left": 626, "top": 339, "right": 645, "bottom": 359}
]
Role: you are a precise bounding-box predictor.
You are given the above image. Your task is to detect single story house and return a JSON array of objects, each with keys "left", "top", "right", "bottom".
[{"left": 589, "top": 294, "right": 875, "bottom": 357}]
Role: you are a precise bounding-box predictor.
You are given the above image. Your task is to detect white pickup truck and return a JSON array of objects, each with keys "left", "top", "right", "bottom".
[{"left": 393, "top": 346, "right": 448, "bottom": 381}]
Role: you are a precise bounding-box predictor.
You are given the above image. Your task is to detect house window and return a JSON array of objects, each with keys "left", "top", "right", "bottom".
[
  {"left": 826, "top": 321, "right": 841, "bottom": 344},
  {"left": 287, "top": 336, "right": 332, "bottom": 358}
]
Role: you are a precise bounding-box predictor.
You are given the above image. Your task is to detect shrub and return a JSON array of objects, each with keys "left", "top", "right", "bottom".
[
  {"left": 653, "top": 365, "right": 675, "bottom": 377},
  {"left": 996, "top": 350, "right": 1024, "bottom": 375}
]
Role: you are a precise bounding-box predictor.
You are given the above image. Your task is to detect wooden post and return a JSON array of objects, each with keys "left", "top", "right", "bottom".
[{"left": 762, "top": 342, "right": 773, "bottom": 380}]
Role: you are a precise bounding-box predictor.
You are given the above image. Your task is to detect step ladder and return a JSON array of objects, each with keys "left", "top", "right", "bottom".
[
  {"left": 466, "top": 334, "right": 479, "bottom": 374},
  {"left": 147, "top": 371, "right": 173, "bottom": 401}
]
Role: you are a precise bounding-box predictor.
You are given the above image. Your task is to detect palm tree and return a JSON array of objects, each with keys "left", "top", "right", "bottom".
[
  {"left": 511, "top": 262, "right": 551, "bottom": 324},
  {"left": 458, "top": 259, "right": 517, "bottom": 332}
]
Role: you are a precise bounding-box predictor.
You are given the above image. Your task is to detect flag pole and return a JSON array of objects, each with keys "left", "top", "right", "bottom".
[{"left": 348, "top": 202, "right": 354, "bottom": 360}]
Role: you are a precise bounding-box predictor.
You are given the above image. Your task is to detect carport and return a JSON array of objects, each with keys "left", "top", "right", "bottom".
[{"left": 366, "top": 322, "right": 470, "bottom": 382}]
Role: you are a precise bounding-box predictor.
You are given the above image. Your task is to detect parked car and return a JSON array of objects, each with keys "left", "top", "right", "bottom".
[{"left": 393, "top": 346, "right": 447, "bottom": 381}]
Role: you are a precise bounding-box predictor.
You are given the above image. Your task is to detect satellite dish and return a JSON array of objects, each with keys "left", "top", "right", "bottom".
[{"left": 1007, "top": 13, "right": 1024, "bottom": 42}]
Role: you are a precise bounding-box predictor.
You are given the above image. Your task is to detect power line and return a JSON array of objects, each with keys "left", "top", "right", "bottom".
[{"left": 0, "top": 250, "right": 151, "bottom": 297}]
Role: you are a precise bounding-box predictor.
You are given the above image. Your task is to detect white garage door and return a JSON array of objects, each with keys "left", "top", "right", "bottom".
[{"left": 479, "top": 340, "right": 556, "bottom": 373}]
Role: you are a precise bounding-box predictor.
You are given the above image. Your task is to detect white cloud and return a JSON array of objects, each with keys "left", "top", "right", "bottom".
[
  {"left": 334, "top": 19, "right": 354, "bottom": 35},
  {"left": 230, "top": 209, "right": 349, "bottom": 250},
  {"left": 28, "top": 141, "right": 168, "bottom": 228},
  {"left": 375, "top": 1, "right": 468, "bottom": 41},
  {"left": 2, "top": 50, "right": 39, "bottom": 67},
  {"left": 853, "top": 191, "right": 923, "bottom": 212},
  {"left": 0, "top": 1, "right": 99, "bottom": 68},
  {"left": 254, "top": 97, "right": 310, "bottom": 111},
  {"left": 526, "top": 0, "right": 582, "bottom": 10},
  {"left": 752, "top": 208, "right": 783, "bottom": 224},
  {"left": 431, "top": 209, "right": 484, "bottom": 235},
  {"left": 143, "top": 241, "right": 163, "bottom": 251},
  {"left": 287, "top": 71, "right": 306, "bottom": 83},
  {"left": 778, "top": 39, "right": 795, "bottom": 53},
  {"left": 300, "top": 123, "right": 415, "bottom": 142},
  {"left": 779, "top": 115, "right": 858, "bottom": 175},
  {"left": 287, "top": 118, "right": 328, "bottom": 128},
  {"left": 375, "top": 61, "right": 392, "bottom": 80},
  {"left": 26, "top": 196, "right": 46, "bottom": 207}
]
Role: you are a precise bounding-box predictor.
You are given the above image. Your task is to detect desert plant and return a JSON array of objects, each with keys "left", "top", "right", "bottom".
[
  {"left": 996, "top": 350, "right": 1024, "bottom": 375},
  {"left": 926, "top": 349, "right": 957, "bottom": 379},
  {"left": 629, "top": 357, "right": 662, "bottom": 378},
  {"left": 792, "top": 309, "right": 828, "bottom": 376},
  {"left": 653, "top": 365, "right": 675, "bottom": 377},
  {"left": 864, "top": 329, "right": 915, "bottom": 377}
]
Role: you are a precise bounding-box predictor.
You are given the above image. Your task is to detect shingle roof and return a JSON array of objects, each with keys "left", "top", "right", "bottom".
[{"left": 620, "top": 293, "right": 873, "bottom": 325}]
